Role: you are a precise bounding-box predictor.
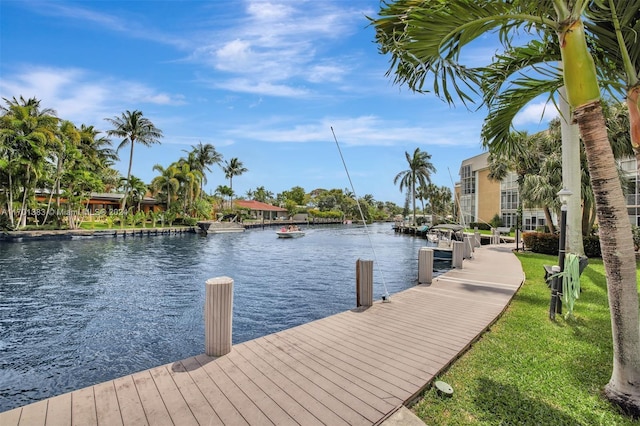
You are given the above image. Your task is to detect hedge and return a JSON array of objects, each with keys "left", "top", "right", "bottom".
[
  {"left": 468, "top": 222, "right": 492, "bottom": 231},
  {"left": 522, "top": 232, "right": 602, "bottom": 257}
]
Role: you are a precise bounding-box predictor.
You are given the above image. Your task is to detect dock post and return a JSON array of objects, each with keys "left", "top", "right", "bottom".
[
  {"left": 473, "top": 227, "right": 481, "bottom": 248},
  {"left": 463, "top": 235, "right": 473, "bottom": 258},
  {"left": 205, "top": 277, "right": 233, "bottom": 356},
  {"left": 356, "top": 259, "right": 373, "bottom": 307},
  {"left": 452, "top": 241, "right": 464, "bottom": 269},
  {"left": 418, "top": 247, "right": 433, "bottom": 284}
]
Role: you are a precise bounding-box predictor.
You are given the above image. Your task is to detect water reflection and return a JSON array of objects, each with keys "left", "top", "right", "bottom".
[{"left": 0, "top": 223, "right": 445, "bottom": 411}]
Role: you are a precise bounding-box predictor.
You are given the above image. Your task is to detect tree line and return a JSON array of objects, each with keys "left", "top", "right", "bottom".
[{"left": 0, "top": 96, "right": 457, "bottom": 230}]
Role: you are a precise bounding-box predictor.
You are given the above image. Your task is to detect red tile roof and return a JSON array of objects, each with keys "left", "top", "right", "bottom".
[{"left": 234, "top": 200, "right": 287, "bottom": 212}]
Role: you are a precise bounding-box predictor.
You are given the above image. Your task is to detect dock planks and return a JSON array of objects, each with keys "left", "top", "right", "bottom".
[{"left": 1, "top": 244, "right": 524, "bottom": 425}]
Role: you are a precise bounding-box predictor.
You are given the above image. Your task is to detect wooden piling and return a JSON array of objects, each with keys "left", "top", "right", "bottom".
[
  {"left": 356, "top": 259, "right": 373, "bottom": 307},
  {"left": 418, "top": 247, "right": 433, "bottom": 284},
  {"left": 205, "top": 277, "right": 233, "bottom": 356},
  {"left": 463, "top": 235, "right": 473, "bottom": 259},
  {"left": 452, "top": 241, "right": 464, "bottom": 269}
]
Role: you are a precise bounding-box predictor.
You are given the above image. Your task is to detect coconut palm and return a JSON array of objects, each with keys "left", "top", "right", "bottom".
[
  {"left": 174, "top": 160, "right": 203, "bottom": 214},
  {"left": 186, "top": 142, "right": 223, "bottom": 198},
  {"left": 78, "top": 124, "right": 118, "bottom": 173},
  {"left": 214, "top": 184, "right": 234, "bottom": 208},
  {"left": 119, "top": 175, "right": 147, "bottom": 213},
  {"left": 371, "top": 0, "right": 640, "bottom": 413},
  {"left": 0, "top": 96, "right": 57, "bottom": 228},
  {"left": 105, "top": 110, "right": 162, "bottom": 212},
  {"left": 151, "top": 164, "right": 179, "bottom": 211},
  {"left": 585, "top": 1, "right": 640, "bottom": 162},
  {"left": 394, "top": 148, "right": 436, "bottom": 226},
  {"left": 222, "top": 158, "right": 247, "bottom": 202}
]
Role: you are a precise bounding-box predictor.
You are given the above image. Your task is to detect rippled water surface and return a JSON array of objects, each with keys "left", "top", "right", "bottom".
[{"left": 0, "top": 223, "right": 446, "bottom": 411}]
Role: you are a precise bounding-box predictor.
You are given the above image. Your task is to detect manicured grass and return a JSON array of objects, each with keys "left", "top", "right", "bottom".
[{"left": 411, "top": 252, "right": 639, "bottom": 425}]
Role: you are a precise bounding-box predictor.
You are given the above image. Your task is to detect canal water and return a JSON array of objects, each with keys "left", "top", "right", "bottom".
[{"left": 0, "top": 222, "right": 446, "bottom": 412}]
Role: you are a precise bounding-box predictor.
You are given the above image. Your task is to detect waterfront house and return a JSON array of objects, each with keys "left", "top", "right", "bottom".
[{"left": 234, "top": 200, "right": 288, "bottom": 221}]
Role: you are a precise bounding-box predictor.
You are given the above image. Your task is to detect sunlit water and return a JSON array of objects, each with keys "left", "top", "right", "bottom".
[{"left": 0, "top": 223, "right": 447, "bottom": 411}]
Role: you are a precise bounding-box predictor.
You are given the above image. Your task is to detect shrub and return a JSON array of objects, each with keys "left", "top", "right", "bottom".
[
  {"left": 632, "top": 225, "right": 640, "bottom": 251},
  {"left": 489, "top": 213, "right": 503, "bottom": 228},
  {"left": 307, "top": 209, "right": 343, "bottom": 219},
  {"left": 469, "top": 222, "right": 492, "bottom": 231},
  {"left": 522, "top": 232, "right": 559, "bottom": 255},
  {"left": 583, "top": 235, "right": 602, "bottom": 257},
  {"left": 522, "top": 232, "right": 603, "bottom": 258}
]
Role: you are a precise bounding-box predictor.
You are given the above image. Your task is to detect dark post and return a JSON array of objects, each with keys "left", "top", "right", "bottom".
[
  {"left": 515, "top": 214, "right": 519, "bottom": 251},
  {"left": 549, "top": 189, "right": 571, "bottom": 320},
  {"left": 555, "top": 205, "right": 568, "bottom": 314}
]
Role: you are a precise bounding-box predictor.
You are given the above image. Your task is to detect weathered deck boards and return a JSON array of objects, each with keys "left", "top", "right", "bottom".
[{"left": 1, "top": 244, "right": 524, "bottom": 426}]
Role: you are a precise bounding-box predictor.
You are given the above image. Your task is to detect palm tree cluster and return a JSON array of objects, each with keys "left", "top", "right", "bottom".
[
  {"left": 489, "top": 101, "right": 632, "bottom": 238},
  {"left": 0, "top": 96, "right": 118, "bottom": 230},
  {"left": 151, "top": 142, "right": 224, "bottom": 219}
]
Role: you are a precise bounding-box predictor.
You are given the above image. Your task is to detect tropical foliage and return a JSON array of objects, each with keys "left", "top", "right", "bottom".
[
  {"left": 394, "top": 148, "right": 436, "bottom": 226},
  {"left": 0, "top": 96, "right": 112, "bottom": 229},
  {"left": 370, "top": 0, "right": 640, "bottom": 415},
  {"left": 105, "top": 110, "right": 163, "bottom": 211}
]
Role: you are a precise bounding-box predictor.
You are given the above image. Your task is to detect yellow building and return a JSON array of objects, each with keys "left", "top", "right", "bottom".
[{"left": 456, "top": 152, "right": 548, "bottom": 231}]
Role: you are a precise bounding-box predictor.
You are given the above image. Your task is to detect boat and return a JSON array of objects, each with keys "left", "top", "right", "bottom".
[
  {"left": 276, "top": 226, "right": 305, "bottom": 238},
  {"left": 196, "top": 220, "right": 245, "bottom": 234},
  {"left": 426, "top": 224, "right": 465, "bottom": 243},
  {"left": 426, "top": 224, "right": 465, "bottom": 261}
]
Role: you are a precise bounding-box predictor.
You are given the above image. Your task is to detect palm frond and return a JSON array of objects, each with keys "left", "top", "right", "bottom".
[
  {"left": 370, "top": 0, "right": 552, "bottom": 107},
  {"left": 482, "top": 76, "right": 562, "bottom": 153}
]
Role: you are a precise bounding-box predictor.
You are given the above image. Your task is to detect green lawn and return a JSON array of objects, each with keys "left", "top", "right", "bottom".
[{"left": 411, "top": 252, "right": 639, "bottom": 425}]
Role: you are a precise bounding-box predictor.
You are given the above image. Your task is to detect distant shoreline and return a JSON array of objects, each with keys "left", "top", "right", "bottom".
[{"left": 0, "top": 226, "right": 198, "bottom": 242}]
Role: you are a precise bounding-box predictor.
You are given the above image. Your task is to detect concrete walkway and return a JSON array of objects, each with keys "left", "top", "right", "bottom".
[{"left": 1, "top": 243, "right": 524, "bottom": 425}]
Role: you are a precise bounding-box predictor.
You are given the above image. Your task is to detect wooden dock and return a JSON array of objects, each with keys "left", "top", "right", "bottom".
[{"left": 1, "top": 244, "right": 524, "bottom": 425}]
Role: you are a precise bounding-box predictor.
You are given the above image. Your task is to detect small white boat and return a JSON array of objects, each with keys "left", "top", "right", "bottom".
[{"left": 276, "top": 227, "right": 305, "bottom": 238}]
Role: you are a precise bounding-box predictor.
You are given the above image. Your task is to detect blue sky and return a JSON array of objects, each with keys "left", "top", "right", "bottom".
[{"left": 0, "top": 0, "right": 555, "bottom": 205}]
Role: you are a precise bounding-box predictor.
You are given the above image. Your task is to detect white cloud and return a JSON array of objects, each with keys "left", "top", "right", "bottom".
[
  {"left": 225, "top": 115, "right": 482, "bottom": 148},
  {"left": 214, "top": 78, "right": 310, "bottom": 98},
  {"left": 307, "top": 65, "right": 346, "bottom": 83},
  {"left": 23, "top": 1, "right": 189, "bottom": 49},
  {"left": 0, "top": 65, "right": 185, "bottom": 126},
  {"left": 190, "top": 0, "right": 364, "bottom": 96},
  {"left": 513, "top": 101, "right": 558, "bottom": 127}
]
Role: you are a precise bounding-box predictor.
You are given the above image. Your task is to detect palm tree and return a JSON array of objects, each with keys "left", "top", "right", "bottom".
[
  {"left": 45, "top": 119, "right": 81, "bottom": 225},
  {"left": 214, "top": 184, "right": 234, "bottom": 209},
  {"left": 78, "top": 124, "right": 118, "bottom": 174},
  {"left": 0, "top": 96, "right": 57, "bottom": 228},
  {"left": 394, "top": 148, "right": 436, "bottom": 226},
  {"left": 174, "top": 160, "right": 203, "bottom": 215},
  {"left": 120, "top": 175, "right": 147, "bottom": 213},
  {"left": 222, "top": 158, "right": 247, "bottom": 203},
  {"left": 151, "top": 164, "right": 179, "bottom": 211},
  {"left": 105, "top": 110, "right": 162, "bottom": 212},
  {"left": 585, "top": 1, "right": 639, "bottom": 164},
  {"left": 186, "top": 142, "right": 223, "bottom": 198},
  {"left": 371, "top": 0, "right": 640, "bottom": 413},
  {"left": 249, "top": 186, "right": 275, "bottom": 203}
]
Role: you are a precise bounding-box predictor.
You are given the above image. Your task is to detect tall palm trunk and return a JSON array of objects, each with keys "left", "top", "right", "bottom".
[
  {"left": 576, "top": 101, "right": 640, "bottom": 414},
  {"left": 560, "top": 17, "right": 640, "bottom": 415},
  {"left": 122, "top": 140, "right": 135, "bottom": 212},
  {"left": 543, "top": 206, "right": 555, "bottom": 233},
  {"left": 411, "top": 175, "right": 416, "bottom": 226},
  {"left": 7, "top": 159, "right": 15, "bottom": 228},
  {"left": 559, "top": 87, "right": 584, "bottom": 255},
  {"left": 628, "top": 87, "right": 640, "bottom": 165},
  {"left": 17, "top": 165, "right": 31, "bottom": 229}
]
